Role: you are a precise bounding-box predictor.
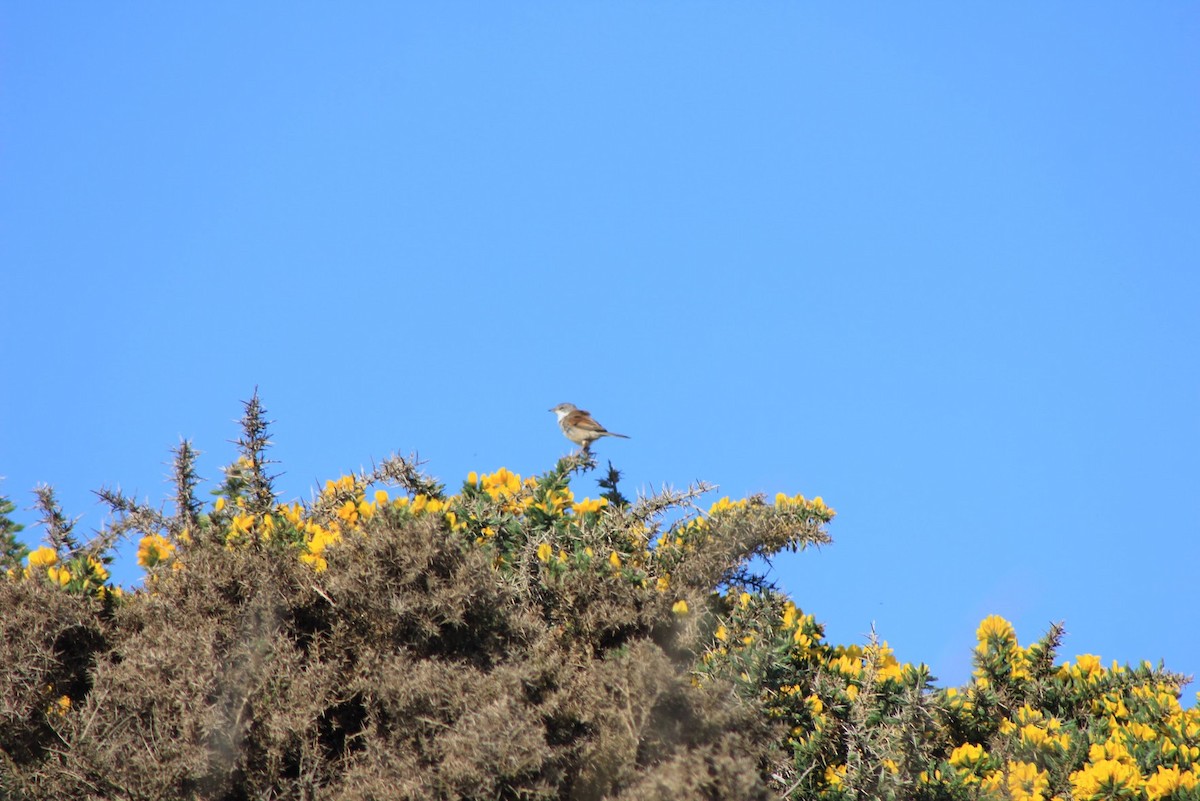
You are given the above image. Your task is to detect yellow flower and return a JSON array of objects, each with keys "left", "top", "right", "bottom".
[
  {"left": 655, "top": 575, "right": 670, "bottom": 592},
  {"left": 537, "top": 542, "right": 552, "bottom": 563},
  {"left": 883, "top": 759, "right": 899, "bottom": 775},
  {"left": 298, "top": 523, "right": 340, "bottom": 571},
  {"left": 1065, "top": 653, "right": 1106, "bottom": 682},
  {"left": 1005, "top": 761, "right": 1049, "bottom": 801},
  {"left": 1089, "top": 739, "right": 1133, "bottom": 765},
  {"left": 48, "top": 695, "right": 71, "bottom": 718},
  {"left": 230, "top": 513, "right": 255, "bottom": 539},
  {"left": 299, "top": 552, "right": 327, "bottom": 572},
  {"left": 482, "top": 467, "right": 522, "bottom": 499},
  {"left": 83, "top": 556, "right": 108, "bottom": 581},
  {"left": 781, "top": 602, "right": 798, "bottom": 629},
  {"left": 281, "top": 503, "right": 303, "bottom": 527},
  {"left": 1070, "top": 759, "right": 1141, "bottom": 799},
  {"left": 1145, "top": 765, "right": 1198, "bottom": 800},
  {"left": 337, "top": 499, "right": 359, "bottom": 523},
  {"left": 976, "top": 615, "right": 1017, "bottom": 647},
  {"left": 829, "top": 654, "right": 862, "bottom": 678},
  {"left": 714, "top": 624, "right": 728, "bottom": 642},
  {"left": 824, "top": 764, "right": 846, "bottom": 789},
  {"left": 672, "top": 599, "right": 689, "bottom": 615},
  {"left": 739, "top": 591, "right": 752, "bottom": 608},
  {"left": 46, "top": 566, "right": 70, "bottom": 587},
  {"left": 467, "top": 471, "right": 478, "bottom": 486},
  {"left": 949, "top": 743, "right": 986, "bottom": 768},
  {"left": 876, "top": 661, "right": 904, "bottom": 683},
  {"left": 27, "top": 546, "right": 57, "bottom": 569},
  {"left": 214, "top": 497, "right": 226, "bottom": 512},
  {"left": 609, "top": 551, "right": 622, "bottom": 569},
  {"left": 572, "top": 497, "right": 608, "bottom": 515},
  {"left": 1020, "top": 724, "right": 1050, "bottom": 750},
  {"left": 137, "top": 534, "right": 175, "bottom": 569}
]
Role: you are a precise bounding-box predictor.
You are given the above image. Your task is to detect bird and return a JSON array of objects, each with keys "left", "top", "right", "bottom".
[{"left": 549, "top": 403, "right": 629, "bottom": 453}]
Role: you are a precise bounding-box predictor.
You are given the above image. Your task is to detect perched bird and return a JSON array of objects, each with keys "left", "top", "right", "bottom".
[{"left": 549, "top": 403, "right": 629, "bottom": 453}]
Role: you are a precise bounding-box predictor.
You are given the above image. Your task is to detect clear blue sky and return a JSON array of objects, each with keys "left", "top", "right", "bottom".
[{"left": 2, "top": 5, "right": 1197, "bottom": 696}]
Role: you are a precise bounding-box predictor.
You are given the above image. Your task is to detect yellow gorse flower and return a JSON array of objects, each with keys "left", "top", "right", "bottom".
[
  {"left": 1145, "top": 765, "right": 1199, "bottom": 800},
  {"left": 137, "top": 534, "right": 175, "bottom": 569},
  {"left": 1070, "top": 759, "right": 1141, "bottom": 799},
  {"left": 571, "top": 497, "right": 607, "bottom": 515},
  {"left": 781, "top": 602, "right": 798, "bottom": 630},
  {"left": 47, "top": 695, "right": 71, "bottom": 718},
  {"left": 976, "top": 615, "right": 1017, "bottom": 648},
  {"left": 46, "top": 565, "right": 70, "bottom": 587},
  {"left": 1061, "top": 653, "right": 1107, "bottom": 683},
  {"left": 481, "top": 467, "right": 522, "bottom": 499},
  {"left": 708, "top": 496, "right": 748, "bottom": 515},
  {"left": 829, "top": 654, "right": 862, "bottom": 679},
  {"left": 1005, "top": 760, "right": 1049, "bottom": 801},
  {"left": 27, "top": 546, "right": 57, "bottom": 569},
  {"left": 949, "top": 743, "right": 986, "bottom": 768}
]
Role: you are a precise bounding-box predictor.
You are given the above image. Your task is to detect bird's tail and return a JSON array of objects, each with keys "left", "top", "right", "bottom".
[{"left": 606, "top": 432, "right": 630, "bottom": 439}]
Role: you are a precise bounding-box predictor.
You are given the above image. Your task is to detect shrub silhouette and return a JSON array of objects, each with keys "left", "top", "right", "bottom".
[{"left": 2, "top": 395, "right": 1197, "bottom": 800}]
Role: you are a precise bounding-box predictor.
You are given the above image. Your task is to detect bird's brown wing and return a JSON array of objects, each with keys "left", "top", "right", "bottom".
[{"left": 564, "top": 410, "right": 608, "bottom": 433}]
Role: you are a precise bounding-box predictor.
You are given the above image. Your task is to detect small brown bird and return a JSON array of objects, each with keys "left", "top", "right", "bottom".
[{"left": 549, "top": 403, "right": 629, "bottom": 453}]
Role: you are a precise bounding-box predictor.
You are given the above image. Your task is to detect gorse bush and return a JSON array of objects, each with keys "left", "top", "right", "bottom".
[{"left": 2, "top": 394, "right": 1197, "bottom": 801}]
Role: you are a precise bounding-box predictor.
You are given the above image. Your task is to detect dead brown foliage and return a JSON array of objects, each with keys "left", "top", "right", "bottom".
[{"left": 1, "top": 509, "right": 783, "bottom": 800}]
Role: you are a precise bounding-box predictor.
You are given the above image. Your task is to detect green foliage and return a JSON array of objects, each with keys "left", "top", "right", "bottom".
[
  {"left": 32, "top": 485, "right": 78, "bottom": 555},
  {"left": 597, "top": 460, "right": 629, "bottom": 509},
  {"left": 170, "top": 438, "right": 203, "bottom": 534},
  {"left": 234, "top": 388, "right": 277, "bottom": 515},
  {"left": 0, "top": 492, "right": 28, "bottom": 571}
]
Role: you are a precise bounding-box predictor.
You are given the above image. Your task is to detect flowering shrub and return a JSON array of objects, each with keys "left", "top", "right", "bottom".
[{"left": 0, "top": 397, "right": 1195, "bottom": 800}]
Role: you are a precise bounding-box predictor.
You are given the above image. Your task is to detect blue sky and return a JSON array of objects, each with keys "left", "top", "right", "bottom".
[{"left": 2, "top": 5, "right": 1197, "bottom": 695}]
